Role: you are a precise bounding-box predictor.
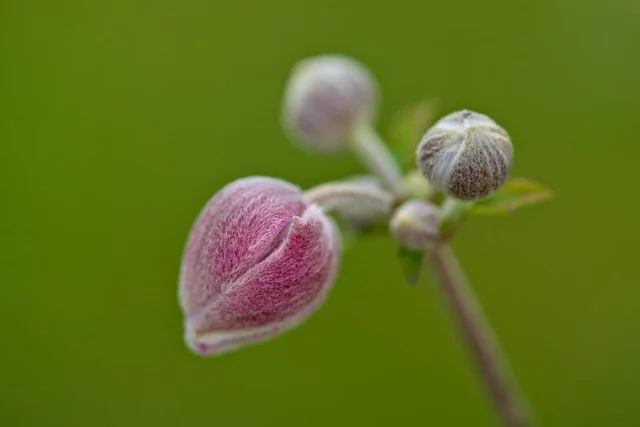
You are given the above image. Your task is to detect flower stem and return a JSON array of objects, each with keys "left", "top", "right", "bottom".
[
  {"left": 349, "top": 124, "right": 404, "bottom": 195},
  {"left": 439, "top": 197, "right": 474, "bottom": 239},
  {"left": 303, "top": 182, "right": 396, "bottom": 214},
  {"left": 431, "top": 244, "right": 532, "bottom": 427}
]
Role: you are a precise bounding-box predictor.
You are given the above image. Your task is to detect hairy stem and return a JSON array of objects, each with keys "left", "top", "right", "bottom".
[
  {"left": 431, "top": 244, "right": 532, "bottom": 427},
  {"left": 349, "top": 124, "right": 404, "bottom": 195},
  {"left": 303, "top": 182, "right": 396, "bottom": 214},
  {"left": 439, "top": 197, "right": 473, "bottom": 239}
]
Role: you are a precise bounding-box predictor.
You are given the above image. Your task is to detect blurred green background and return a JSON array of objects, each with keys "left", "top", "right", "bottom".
[{"left": 2, "top": 0, "right": 640, "bottom": 426}]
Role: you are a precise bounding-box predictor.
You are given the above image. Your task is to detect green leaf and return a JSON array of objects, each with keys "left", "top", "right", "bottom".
[
  {"left": 386, "top": 99, "right": 438, "bottom": 169},
  {"left": 472, "top": 178, "right": 553, "bottom": 215},
  {"left": 397, "top": 247, "right": 425, "bottom": 286}
]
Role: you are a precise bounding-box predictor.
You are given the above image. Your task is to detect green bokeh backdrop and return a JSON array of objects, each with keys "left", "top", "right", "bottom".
[{"left": 2, "top": 0, "right": 640, "bottom": 426}]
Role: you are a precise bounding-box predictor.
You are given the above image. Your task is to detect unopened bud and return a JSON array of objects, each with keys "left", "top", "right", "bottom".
[
  {"left": 416, "top": 110, "right": 513, "bottom": 200},
  {"left": 179, "top": 177, "right": 341, "bottom": 356},
  {"left": 283, "top": 55, "right": 377, "bottom": 152}
]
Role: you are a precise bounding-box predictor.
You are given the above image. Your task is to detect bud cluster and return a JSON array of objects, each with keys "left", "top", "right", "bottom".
[{"left": 179, "top": 54, "right": 515, "bottom": 355}]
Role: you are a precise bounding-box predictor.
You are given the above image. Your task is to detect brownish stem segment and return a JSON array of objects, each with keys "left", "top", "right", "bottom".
[{"left": 431, "top": 244, "right": 532, "bottom": 427}]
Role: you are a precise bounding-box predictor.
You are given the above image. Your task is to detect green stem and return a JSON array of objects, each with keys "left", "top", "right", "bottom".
[
  {"left": 431, "top": 244, "right": 532, "bottom": 427},
  {"left": 439, "top": 197, "right": 473, "bottom": 239},
  {"left": 349, "top": 124, "right": 404, "bottom": 195}
]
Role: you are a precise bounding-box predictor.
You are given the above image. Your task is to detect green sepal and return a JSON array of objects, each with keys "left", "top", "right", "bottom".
[
  {"left": 397, "top": 247, "right": 426, "bottom": 286},
  {"left": 472, "top": 178, "right": 553, "bottom": 215}
]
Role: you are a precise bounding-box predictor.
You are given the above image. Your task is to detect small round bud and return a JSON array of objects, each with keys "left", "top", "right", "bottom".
[
  {"left": 283, "top": 55, "right": 377, "bottom": 152},
  {"left": 390, "top": 200, "right": 440, "bottom": 250},
  {"left": 416, "top": 110, "right": 513, "bottom": 200}
]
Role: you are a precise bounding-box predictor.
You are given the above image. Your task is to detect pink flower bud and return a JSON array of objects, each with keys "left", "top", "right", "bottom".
[{"left": 179, "top": 177, "right": 341, "bottom": 356}]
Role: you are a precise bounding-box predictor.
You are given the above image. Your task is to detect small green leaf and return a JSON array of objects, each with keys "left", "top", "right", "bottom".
[
  {"left": 397, "top": 247, "right": 425, "bottom": 286},
  {"left": 386, "top": 99, "right": 438, "bottom": 169},
  {"left": 472, "top": 178, "right": 553, "bottom": 215}
]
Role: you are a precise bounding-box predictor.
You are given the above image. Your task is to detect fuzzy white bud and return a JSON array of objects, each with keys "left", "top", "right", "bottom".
[
  {"left": 282, "top": 55, "right": 377, "bottom": 152},
  {"left": 416, "top": 110, "right": 513, "bottom": 200}
]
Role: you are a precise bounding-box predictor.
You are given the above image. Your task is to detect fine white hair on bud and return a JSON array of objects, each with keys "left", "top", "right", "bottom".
[
  {"left": 416, "top": 110, "right": 513, "bottom": 201},
  {"left": 282, "top": 55, "right": 377, "bottom": 152},
  {"left": 390, "top": 200, "right": 440, "bottom": 250}
]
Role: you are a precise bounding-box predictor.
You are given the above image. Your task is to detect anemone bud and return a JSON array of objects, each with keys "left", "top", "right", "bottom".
[
  {"left": 283, "top": 55, "right": 377, "bottom": 152},
  {"left": 416, "top": 110, "right": 513, "bottom": 200},
  {"left": 179, "top": 177, "right": 341, "bottom": 356}
]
